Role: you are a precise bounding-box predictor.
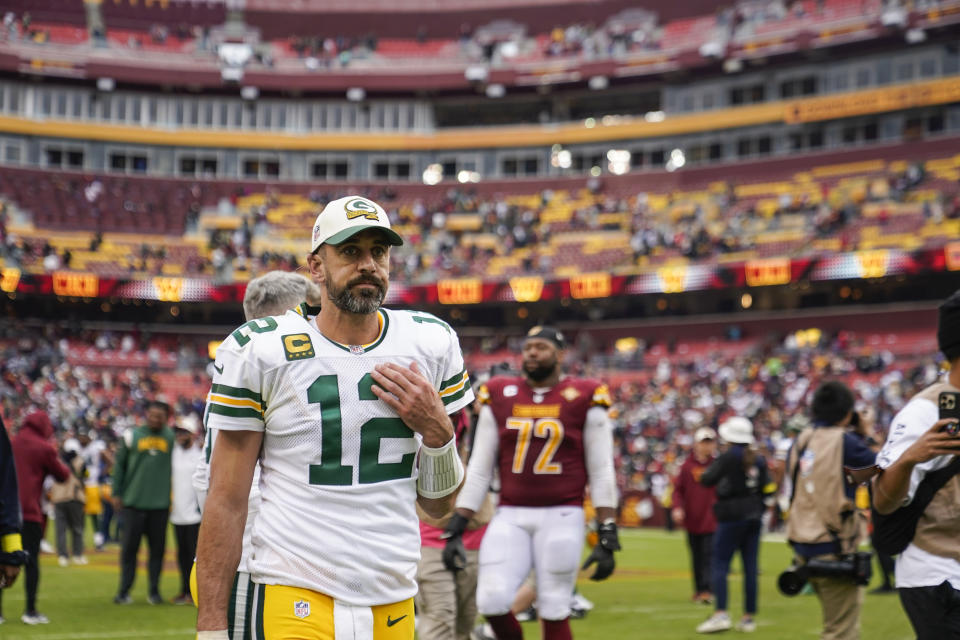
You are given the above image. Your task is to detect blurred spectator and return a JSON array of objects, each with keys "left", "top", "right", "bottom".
[
  {"left": 49, "top": 441, "right": 87, "bottom": 567},
  {"left": 170, "top": 413, "right": 202, "bottom": 606},
  {"left": 696, "top": 417, "right": 772, "bottom": 634},
  {"left": 8, "top": 411, "right": 70, "bottom": 625},
  {"left": 673, "top": 426, "right": 718, "bottom": 605},
  {"left": 112, "top": 401, "right": 174, "bottom": 606}
]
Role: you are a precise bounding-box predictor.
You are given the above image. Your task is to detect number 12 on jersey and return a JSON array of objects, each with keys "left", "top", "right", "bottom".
[
  {"left": 506, "top": 417, "right": 564, "bottom": 475},
  {"left": 307, "top": 374, "right": 415, "bottom": 486}
]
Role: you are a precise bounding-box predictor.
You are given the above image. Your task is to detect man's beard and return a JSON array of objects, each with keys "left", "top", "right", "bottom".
[
  {"left": 524, "top": 360, "right": 557, "bottom": 383},
  {"left": 327, "top": 272, "right": 387, "bottom": 315}
]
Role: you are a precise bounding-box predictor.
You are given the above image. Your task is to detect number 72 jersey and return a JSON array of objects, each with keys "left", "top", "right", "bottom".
[
  {"left": 205, "top": 305, "right": 474, "bottom": 606},
  {"left": 479, "top": 376, "right": 611, "bottom": 508}
]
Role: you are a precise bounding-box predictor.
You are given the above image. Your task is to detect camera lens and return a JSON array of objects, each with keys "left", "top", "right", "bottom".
[{"left": 777, "top": 569, "right": 807, "bottom": 596}]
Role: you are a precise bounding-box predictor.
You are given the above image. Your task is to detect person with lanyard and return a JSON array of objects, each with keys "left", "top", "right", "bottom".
[
  {"left": 873, "top": 289, "right": 960, "bottom": 639},
  {"left": 785, "top": 381, "right": 877, "bottom": 640}
]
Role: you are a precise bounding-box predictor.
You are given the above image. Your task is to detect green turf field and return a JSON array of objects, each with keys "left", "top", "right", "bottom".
[{"left": 0, "top": 527, "right": 913, "bottom": 639}]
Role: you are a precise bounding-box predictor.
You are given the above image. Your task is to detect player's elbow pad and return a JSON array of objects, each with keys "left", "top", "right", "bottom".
[{"left": 417, "top": 438, "right": 464, "bottom": 499}]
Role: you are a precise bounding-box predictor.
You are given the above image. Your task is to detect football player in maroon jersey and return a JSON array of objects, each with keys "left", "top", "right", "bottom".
[{"left": 443, "top": 326, "right": 620, "bottom": 640}]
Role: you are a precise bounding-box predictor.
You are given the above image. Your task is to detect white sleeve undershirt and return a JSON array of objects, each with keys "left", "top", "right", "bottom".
[
  {"left": 455, "top": 404, "right": 498, "bottom": 513},
  {"left": 583, "top": 406, "right": 618, "bottom": 509}
]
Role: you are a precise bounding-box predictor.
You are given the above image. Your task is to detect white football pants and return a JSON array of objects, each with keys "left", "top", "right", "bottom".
[{"left": 476, "top": 505, "right": 584, "bottom": 621}]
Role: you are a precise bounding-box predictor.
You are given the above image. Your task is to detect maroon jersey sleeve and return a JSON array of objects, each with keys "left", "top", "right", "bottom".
[{"left": 488, "top": 377, "right": 609, "bottom": 508}]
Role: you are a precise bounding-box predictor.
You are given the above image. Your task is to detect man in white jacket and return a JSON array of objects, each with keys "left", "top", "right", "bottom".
[{"left": 170, "top": 414, "right": 202, "bottom": 605}]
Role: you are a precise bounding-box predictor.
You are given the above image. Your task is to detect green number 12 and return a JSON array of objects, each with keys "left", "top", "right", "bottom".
[{"left": 306, "top": 374, "right": 415, "bottom": 486}]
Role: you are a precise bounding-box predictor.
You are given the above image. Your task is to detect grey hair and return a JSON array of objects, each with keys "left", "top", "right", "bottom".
[{"left": 243, "top": 271, "right": 321, "bottom": 321}]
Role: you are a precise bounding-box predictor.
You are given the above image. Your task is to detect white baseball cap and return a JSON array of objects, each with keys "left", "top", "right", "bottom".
[
  {"left": 718, "top": 416, "right": 755, "bottom": 445},
  {"left": 694, "top": 427, "right": 717, "bottom": 442},
  {"left": 310, "top": 195, "right": 403, "bottom": 253}
]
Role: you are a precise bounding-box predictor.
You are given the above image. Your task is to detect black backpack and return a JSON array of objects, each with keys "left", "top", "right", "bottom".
[{"left": 871, "top": 456, "right": 960, "bottom": 556}]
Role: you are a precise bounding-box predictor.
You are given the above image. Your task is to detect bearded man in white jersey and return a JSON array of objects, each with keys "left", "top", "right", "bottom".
[
  {"left": 191, "top": 270, "right": 321, "bottom": 640},
  {"left": 196, "top": 196, "right": 474, "bottom": 640}
]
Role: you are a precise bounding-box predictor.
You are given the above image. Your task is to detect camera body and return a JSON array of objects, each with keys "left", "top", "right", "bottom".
[{"left": 778, "top": 551, "right": 873, "bottom": 596}]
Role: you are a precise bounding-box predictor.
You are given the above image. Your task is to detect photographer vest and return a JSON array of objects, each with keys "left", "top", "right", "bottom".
[
  {"left": 910, "top": 382, "right": 960, "bottom": 563},
  {"left": 786, "top": 427, "right": 862, "bottom": 553}
]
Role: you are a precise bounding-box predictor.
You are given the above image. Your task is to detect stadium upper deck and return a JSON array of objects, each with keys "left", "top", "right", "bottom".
[{"left": 1, "top": 0, "right": 957, "bottom": 94}]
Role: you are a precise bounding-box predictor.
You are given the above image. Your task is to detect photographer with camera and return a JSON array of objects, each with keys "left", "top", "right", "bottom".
[
  {"left": 783, "top": 381, "right": 876, "bottom": 640},
  {"left": 873, "top": 289, "right": 960, "bottom": 639}
]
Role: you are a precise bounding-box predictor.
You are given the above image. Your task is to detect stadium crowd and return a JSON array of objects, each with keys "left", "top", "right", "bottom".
[{"left": 0, "top": 319, "right": 945, "bottom": 515}]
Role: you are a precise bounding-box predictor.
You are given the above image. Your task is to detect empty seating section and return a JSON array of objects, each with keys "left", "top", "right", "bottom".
[
  {"left": 0, "top": 0, "right": 87, "bottom": 26},
  {"left": 100, "top": 0, "right": 226, "bottom": 30},
  {"left": 1, "top": 148, "right": 957, "bottom": 284}
]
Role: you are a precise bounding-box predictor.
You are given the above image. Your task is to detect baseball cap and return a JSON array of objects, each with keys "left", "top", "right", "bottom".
[
  {"left": 524, "top": 325, "right": 566, "bottom": 349},
  {"left": 694, "top": 427, "right": 717, "bottom": 442},
  {"left": 310, "top": 196, "right": 403, "bottom": 253}
]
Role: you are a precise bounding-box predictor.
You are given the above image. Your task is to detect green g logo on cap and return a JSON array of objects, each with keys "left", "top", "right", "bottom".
[{"left": 343, "top": 198, "right": 380, "bottom": 221}]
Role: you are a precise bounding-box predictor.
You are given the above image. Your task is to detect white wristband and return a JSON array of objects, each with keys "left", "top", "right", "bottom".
[
  {"left": 197, "top": 631, "right": 229, "bottom": 640},
  {"left": 417, "top": 437, "right": 464, "bottom": 499}
]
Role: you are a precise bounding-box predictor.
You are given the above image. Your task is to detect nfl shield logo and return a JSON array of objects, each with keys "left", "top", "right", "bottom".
[
  {"left": 349, "top": 344, "right": 365, "bottom": 355},
  {"left": 294, "top": 600, "right": 310, "bottom": 619}
]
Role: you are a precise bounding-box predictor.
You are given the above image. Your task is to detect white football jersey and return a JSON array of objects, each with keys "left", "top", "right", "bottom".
[
  {"left": 192, "top": 428, "right": 262, "bottom": 574},
  {"left": 205, "top": 304, "right": 474, "bottom": 605}
]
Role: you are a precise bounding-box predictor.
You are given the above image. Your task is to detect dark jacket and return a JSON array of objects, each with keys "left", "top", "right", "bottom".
[
  {"left": 700, "top": 444, "right": 772, "bottom": 523},
  {"left": 11, "top": 411, "right": 70, "bottom": 524},
  {"left": 0, "top": 417, "right": 22, "bottom": 540}
]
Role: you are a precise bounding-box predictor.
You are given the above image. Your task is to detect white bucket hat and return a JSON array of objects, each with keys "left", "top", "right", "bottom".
[
  {"left": 718, "top": 416, "right": 754, "bottom": 445},
  {"left": 310, "top": 195, "right": 403, "bottom": 253}
]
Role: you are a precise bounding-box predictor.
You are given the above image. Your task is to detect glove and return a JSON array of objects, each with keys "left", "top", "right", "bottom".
[
  {"left": 0, "top": 550, "right": 29, "bottom": 567},
  {"left": 439, "top": 513, "right": 469, "bottom": 572},
  {"left": 581, "top": 520, "right": 620, "bottom": 581}
]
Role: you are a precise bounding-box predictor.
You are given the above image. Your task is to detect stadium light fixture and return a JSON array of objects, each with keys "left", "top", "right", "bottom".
[
  {"left": 644, "top": 111, "right": 665, "bottom": 123},
  {"left": 465, "top": 65, "right": 489, "bottom": 82},
  {"left": 741, "top": 293, "right": 753, "bottom": 309},
  {"left": 221, "top": 67, "right": 244, "bottom": 82},
  {"left": 588, "top": 76, "right": 609, "bottom": 91},
  {"left": 96, "top": 77, "right": 115, "bottom": 92},
  {"left": 240, "top": 86, "right": 259, "bottom": 101},
  {"left": 589, "top": 166, "right": 602, "bottom": 177},
  {"left": 422, "top": 163, "right": 443, "bottom": 185},
  {"left": 607, "top": 149, "right": 631, "bottom": 175},
  {"left": 723, "top": 58, "right": 743, "bottom": 74},
  {"left": 346, "top": 87, "right": 366, "bottom": 102},
  {"left": 584, "top": 117, "right": 597, "bottom": 128},
  {"left": 665, "top": 148, "right": 686, "bottom": 172},
  {"left": 485, "top": 84, "right": 506, "bottom": 98},
  {"left": 905, "top": 28, "right": 926, "bottom": 44},
  {"left": 457, "top": 170, "right": 481, "bottom": 183}
]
